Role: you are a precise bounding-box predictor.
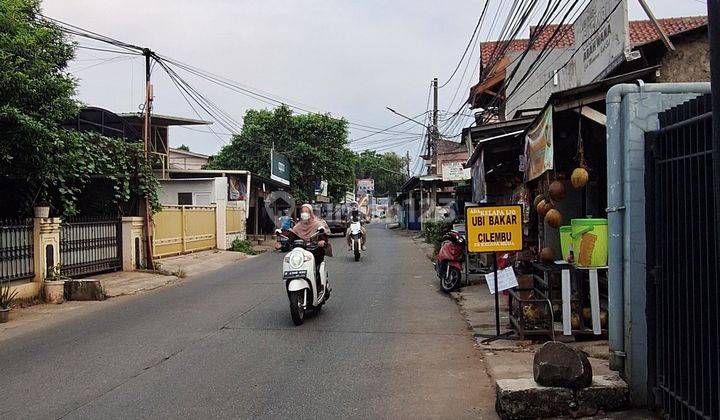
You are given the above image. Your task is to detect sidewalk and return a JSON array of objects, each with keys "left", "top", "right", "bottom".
[
  {"left": 102, "top": 249, "right": 251, "bottom": 297},
  {"left": 0, "top": 249, "right": 257, "bottom": 341},
  {"left": 390, "top": 228, "right": 642, "bottom": 418}
]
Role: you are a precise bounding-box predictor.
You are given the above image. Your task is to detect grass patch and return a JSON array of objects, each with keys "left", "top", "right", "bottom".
[{"left": 231, "top": 238, "right": 257, "bottom": 255}]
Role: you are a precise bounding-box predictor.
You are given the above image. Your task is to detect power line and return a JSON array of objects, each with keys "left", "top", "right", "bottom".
[
  {"left": 505, "top": 0, "right": 624, "bottom": 117},
  {"left": 439, "top": 0, "right": 490, "bottom": 88},
  {"left": 70, "top": 54, "right": 136, "bottom": 73},
  {"left": 41, "top": 14, "right": 417, "bottom": 138},
  {"left": 74, "top": 44, "right": 141, "bottom": 55}
]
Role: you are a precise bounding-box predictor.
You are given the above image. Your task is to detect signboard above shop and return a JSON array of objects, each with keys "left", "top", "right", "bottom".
[
  {"left": 573, "top": 0, "right": 629, "bottom": 84},
  {"left": 314, "top": 180, "right": 328, "bottom": 197},
  {"left": 356, "top": 178, "right": 374, "bottom": 196},
  {"left": 270, "top": 150, "right": 290, "bottom": 186},
  {"left": 441, "top": 161, "right": 472, "bottom": 182}
]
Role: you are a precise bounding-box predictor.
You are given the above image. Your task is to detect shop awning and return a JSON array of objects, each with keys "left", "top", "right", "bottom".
[{"left": 465, "top": 130, "right": 525, "bottom": 168}]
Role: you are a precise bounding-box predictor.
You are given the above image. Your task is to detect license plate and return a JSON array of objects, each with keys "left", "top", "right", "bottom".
[{"left": 283, "top": 270, "right": 307, "bottom": 278}]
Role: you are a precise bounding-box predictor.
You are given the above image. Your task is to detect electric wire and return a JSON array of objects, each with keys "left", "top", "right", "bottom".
[{"left": 439, "top": 0, "right": 490, "bottom": 88}]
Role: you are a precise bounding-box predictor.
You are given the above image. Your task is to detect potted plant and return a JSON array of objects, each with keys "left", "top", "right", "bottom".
[
  {"left": 44, "top": 264, "right": 66, "bottom": 304},
  {"left": 33, "top": 191, "right": 51, "bottom": 218},
  {"left": 0, "top": 284, "right": 18, "bottom": 323},
  {"left": 34, "top": 205, "right": 50, "bottom": 218}
]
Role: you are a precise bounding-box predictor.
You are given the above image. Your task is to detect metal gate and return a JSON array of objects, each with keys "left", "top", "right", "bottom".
[
  {"left": 60, "top": 216, "right": 122, "bottom": 278},
  {"left": 645, "top": 94, "right": 719, "bottom": 419},
  {"left": 0, "top": 218, "right": 34, "bottom": 282}
]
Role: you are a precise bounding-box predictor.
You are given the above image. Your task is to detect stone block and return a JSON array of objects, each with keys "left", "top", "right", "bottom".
[
  {"left": 65, "top": 279, "right": 106, "bottom": 301},
  {"left": 533, "top": 341, "right": 592, "bottom": 389},
  {"left": 495, "top": 374, "right": 629, "bottom": 419}
]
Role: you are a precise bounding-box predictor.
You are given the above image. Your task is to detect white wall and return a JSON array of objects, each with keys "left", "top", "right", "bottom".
[{"left": 159, "top": 178, "right": 227, "bottom": 205}]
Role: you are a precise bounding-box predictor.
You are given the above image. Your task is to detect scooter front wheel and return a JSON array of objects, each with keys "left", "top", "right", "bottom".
[
  {"left": 353, "top": 238, "right": 360, "bottom": 261},
  {"left": 289, "top": 290, "right": 305, "bottom": 325},
  {"left": 440, "top": 267, "right": 461, "bottom": 293}
]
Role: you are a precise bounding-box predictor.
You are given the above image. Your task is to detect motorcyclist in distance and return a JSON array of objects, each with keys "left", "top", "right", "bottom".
[{"left": 346, "top": 208, "right": 367, "bottom": 251}]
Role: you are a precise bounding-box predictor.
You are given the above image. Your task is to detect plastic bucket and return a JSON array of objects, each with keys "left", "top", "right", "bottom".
[
  {"left": 559, "top": 226, "right": 572, "bottom": 262},
  {"left": 570, "top": 218, "right": 608, "bottom": 267}
]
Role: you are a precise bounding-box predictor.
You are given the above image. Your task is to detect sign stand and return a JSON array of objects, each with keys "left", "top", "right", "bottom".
[
  {"left": 477, "top": 253, "right": 516, "bottom": 344},
  {"left": 464, "top": 204, "right": 523, "bottom": 345}
]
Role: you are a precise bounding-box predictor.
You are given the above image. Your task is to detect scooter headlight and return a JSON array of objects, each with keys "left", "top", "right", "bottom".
[{"left": 288, "top": 251, "right": 305, "bottom": 269}]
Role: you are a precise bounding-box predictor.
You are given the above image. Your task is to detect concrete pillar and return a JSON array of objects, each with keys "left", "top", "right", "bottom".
[
  {"left": 33, "top": 217, "right": 61, "bottom": 283},
  {"left": 121, "top": 217, "right": 145, "bottom": 270},
  {"left": 215, "top": 200, "right": 227, "bottom": 250},
  {"left": 214, "top": 176, "right": 229, "bottom": 250}
]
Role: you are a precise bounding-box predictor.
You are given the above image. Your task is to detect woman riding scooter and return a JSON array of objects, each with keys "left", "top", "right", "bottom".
[{"left": 276, "top": 204, "right": 333, "bottom": 290}]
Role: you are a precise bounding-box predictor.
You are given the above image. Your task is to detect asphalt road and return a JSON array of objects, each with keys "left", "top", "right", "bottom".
[{"left": 0, "top": 224, "right": 495, "bottom": 419}]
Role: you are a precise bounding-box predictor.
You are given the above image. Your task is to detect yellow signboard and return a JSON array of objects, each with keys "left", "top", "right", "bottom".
[{"left": 465, "top": 205, "right": 523, "bottom": 253}]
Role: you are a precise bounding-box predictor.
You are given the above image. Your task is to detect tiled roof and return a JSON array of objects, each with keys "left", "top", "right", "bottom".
[
  {"left": 629, "top": 16, "right": 707, "bottom": 45},
  {"left": 480, "top": 16, "right": 708, "bottom": 66},
  {"left": 480, "top": 24, "right": 574, "bottom": 66}
]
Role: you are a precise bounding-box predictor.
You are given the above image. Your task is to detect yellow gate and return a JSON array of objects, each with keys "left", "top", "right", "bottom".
[
  {"left": 153, "top": 205, "right": 217, "bottom": 258},
  {"left": 226, "top": 206, "right": 245, "bottom": 235}
]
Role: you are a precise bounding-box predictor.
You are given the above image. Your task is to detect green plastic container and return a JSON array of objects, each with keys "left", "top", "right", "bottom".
[
  {"left": 570, "top": 218, "right": 608, "bottom": 267},
  {"left": 559, "top": 226, "right": 572, "bottom": 262}
]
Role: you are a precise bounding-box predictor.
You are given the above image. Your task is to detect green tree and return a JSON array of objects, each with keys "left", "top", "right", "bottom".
[
  {"left": 0, "top": 0, "right": 159, "bottom": 217},
  {"left": 354, "top": 150, "right": 406, "bottom": 196},
  {"left": 176, "top": 144, "right": 190, "bottom": 152},
  {"left": 1, "top": 0, "right": 78, "bottom": 204},
  {"left": 209, "top": 105, "right": 355, "bottom": 203}
]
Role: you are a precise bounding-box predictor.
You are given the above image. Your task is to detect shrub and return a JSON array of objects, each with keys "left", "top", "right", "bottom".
[
  {"left": 231, "top": 238, "right": 256, "bottom": 255},
  {"left": 424, "top": 219, "right": 455, "bottom": 252}
]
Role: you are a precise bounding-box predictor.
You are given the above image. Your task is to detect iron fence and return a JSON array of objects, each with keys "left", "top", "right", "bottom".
[
  {"left": 645, "top": 93, "right": 719, "bottom": 420},
  {"left": 0, "top": 218, "right": 34, "bottom": 283},
  {"left": 60, "top": 216, "right": 122, "bottom": 278}
]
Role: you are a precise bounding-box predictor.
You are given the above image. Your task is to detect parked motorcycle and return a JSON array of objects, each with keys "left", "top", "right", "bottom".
[
  {"left": 277, "top": 227, "right": 331, "bottom": 325},
  {"left": 348, "top": 219, "right": 363, "bottom": 261},
  {"left": 435, "top": 230, "right": 465, "bottom": 293}
]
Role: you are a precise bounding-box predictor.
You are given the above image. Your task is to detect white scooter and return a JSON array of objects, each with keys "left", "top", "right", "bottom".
[
  {"left": 277, "top": 227, "right": 330, "bottom": 325},
  {"left": 349, "top": 219, "right": 363, "bottom": 261}
]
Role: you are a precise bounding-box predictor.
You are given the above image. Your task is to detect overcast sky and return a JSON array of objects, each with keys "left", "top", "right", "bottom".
[{"left": 43, "top": 0, "right": 708, "bottom": 172}]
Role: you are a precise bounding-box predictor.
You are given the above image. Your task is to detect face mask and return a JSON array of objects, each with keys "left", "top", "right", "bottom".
[{"left": 300, "top": 212, "right": 310, "bottom": 221}]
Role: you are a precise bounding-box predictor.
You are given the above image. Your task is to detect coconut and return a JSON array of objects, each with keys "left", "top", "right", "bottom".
[
  {"left": 536, "top": 199, "right": 553, "bottom": 217},
  {"left": 533, "top": 194, "right": 545, "bottom": 209},
  {"left": 571, "top": 167, "right": 589, "bottom": 189},
  {"left": 571, "top": 313, "right": 581, "bottom": 330},
  {"left": 549, "top": 181, "right": 566, "bottom": 200},
  {"left": 545, "top": 209, "right": 562, "bottom": 228},
  {"left": 539, "top": 247, "right": 556, "bottom": 262}
]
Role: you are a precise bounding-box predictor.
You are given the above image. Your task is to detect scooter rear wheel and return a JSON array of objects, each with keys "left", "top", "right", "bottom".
[
  {"left": 289, "top": 290, "right": 305, "bottom": 325},
  {"left": 440, "top": 267, "right": 461, "bottom": 293}
]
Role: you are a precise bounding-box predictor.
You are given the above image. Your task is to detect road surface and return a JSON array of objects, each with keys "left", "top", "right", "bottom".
[{"left": 0, "top": 224, "right": 496, "bottom": 419}]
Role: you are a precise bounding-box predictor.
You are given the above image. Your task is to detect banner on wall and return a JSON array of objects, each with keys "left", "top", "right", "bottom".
[
  {"left": 524, "top": 107, "right": 554, "bottom": 181},
  {"left": 471, "top": 150, "right": 486, "bottom": 203},
  {"left": 228, "top": 176, "right": 247, "bottom": 201}
]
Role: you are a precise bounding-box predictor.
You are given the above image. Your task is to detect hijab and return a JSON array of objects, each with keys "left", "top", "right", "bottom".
[{"left": 292, "top": 204, "right": 330, "bottom": 241}]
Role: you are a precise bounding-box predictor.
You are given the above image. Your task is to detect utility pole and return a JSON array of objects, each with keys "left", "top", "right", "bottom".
[
  {"left": 429, "top": 77, "right": 439, "bottom": 222},
  {"left": 405, "top": 150, "right": 411, "bottom": 178},
  {"left": 708, "top": 0, "right": 720, "bottom": 275},
  {"left": 142, "top": 48, "right": 155, "bottom": 270},
  {"left": 430, "top": 77, "right": 439, "bottom": 174}
]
